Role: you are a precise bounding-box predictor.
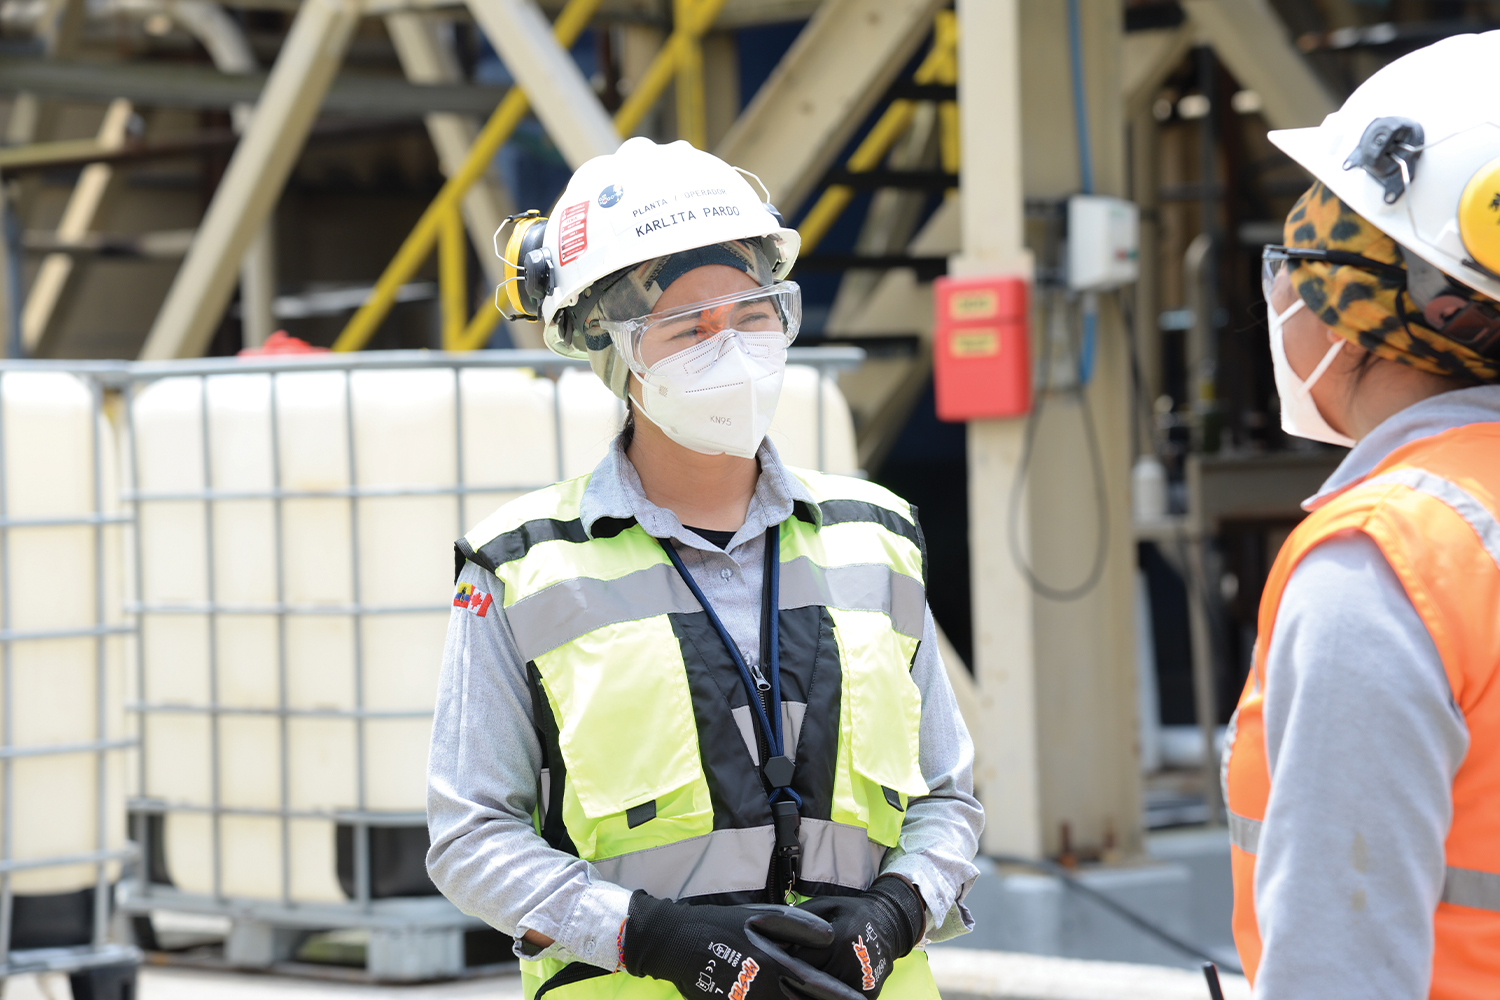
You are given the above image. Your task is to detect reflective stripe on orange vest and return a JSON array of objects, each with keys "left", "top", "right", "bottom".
[{"left": 1224, "top": 423, "right": 1500, "bottom": 998}]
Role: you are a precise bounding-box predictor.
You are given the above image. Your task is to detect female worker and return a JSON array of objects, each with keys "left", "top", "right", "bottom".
[
  {"left": 426, "top": 137, "right": 983, "bottom": 1000},
  {"left": 1224, "top": 32, "right": 1500, "bottom": 999}
]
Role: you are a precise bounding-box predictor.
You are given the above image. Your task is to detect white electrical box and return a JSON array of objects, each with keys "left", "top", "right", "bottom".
[{"left": 1068, "top": 194, "right": 1140, "bottom": 291}]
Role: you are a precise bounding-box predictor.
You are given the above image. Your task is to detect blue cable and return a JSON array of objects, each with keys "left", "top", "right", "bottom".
[
  {"left": 659, "top": 532, "right": 799, "bottom": 809},
  {"left": 1067, "top": 0, "right": 1094, "bottom": 194},
  {"left": 1078, "top": 304, "right": 1098, "bottom": 386}
]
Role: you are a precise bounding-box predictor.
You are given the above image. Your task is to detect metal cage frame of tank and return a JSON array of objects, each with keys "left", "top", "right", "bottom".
[
  {"left": 0, "top": 365, "right": 142, "bottom": 989},
  {"left": 15, "top": 348, "right": 859, "bottom": 983}
]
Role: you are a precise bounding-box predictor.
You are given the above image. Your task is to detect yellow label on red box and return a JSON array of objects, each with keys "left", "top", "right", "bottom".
[
  {"left": 951, "top": 330, "right": 1000, "bottom": 358},
  {"left": 949, "top": 289, "right": 1000, "bottom": 320}
]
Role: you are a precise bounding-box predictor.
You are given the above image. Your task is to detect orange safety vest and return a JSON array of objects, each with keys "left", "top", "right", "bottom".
[{"left": 1224, "top": 422, "right": 1500, "bottom": 998}]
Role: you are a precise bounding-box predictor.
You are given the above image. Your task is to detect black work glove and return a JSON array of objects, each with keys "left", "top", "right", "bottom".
[
  {"left": 622, "top": 891, "right": 864, "bottom": 1000},
  {"left": 788, "top": 876, "right": 925, "bottom": 998}
]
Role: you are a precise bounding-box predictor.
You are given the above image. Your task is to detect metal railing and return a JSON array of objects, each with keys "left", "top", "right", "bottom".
[
  {"left": 52, "top": 346, "right": 858, "bottom": 975},
  {"left": 332, "top": 0, "right": 731, "bottom": 356},
  {"left": 0, "top": 365, "right": 141, "bottom": 980}
]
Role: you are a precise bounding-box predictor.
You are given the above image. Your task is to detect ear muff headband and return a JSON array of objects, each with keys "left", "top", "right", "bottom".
[{"left": 497, "top": 211, "right": 552, "bottom": 320}]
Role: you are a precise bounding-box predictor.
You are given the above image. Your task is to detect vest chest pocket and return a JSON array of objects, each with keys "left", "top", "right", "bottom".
[
  {"left": 827, "top": 608, "right": 928, "bottom": 847},
  {"left": 534, "top": 616, "right": 714, "bottom": 860}
]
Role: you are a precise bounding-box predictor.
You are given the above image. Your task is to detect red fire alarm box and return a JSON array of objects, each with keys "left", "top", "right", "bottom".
[{"left": 932, "top": 275, "right": 1031, "bottom": 422}]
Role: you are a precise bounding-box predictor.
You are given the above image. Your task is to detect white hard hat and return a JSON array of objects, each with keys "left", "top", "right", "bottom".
[
  {"left": 1269, "top": 30, "right": 1500, "bottom": 303},
  {"left": 503, "top": 137, "right": 800, "bottom": 358}
]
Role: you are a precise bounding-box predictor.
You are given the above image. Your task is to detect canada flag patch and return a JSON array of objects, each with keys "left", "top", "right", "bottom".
[{"left": 453, "top": 582, "right": 493, "bottom": 617}]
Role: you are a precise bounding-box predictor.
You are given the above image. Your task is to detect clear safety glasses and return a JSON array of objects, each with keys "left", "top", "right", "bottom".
[
  {"left": 596, "top": 281, "right": 802, "bottom": 373},
  {"left": 1263, "top": 244, "right": 1500, "bottom": 350}
]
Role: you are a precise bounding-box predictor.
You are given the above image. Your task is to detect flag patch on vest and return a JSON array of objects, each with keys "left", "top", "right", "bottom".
[{"left": 453, "top": 582, "right": 493, "bottom": 617}]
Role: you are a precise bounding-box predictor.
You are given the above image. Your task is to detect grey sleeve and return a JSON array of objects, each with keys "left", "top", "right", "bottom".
[
  {"left": 1253, "top": 532, "right": 1469, "bottom": 1000},
  {"left": 879, "top": 605, "right": 985, "bottom": 943},
  {"left": 426, "top": 560, "right": 632, "bottom": 970}
]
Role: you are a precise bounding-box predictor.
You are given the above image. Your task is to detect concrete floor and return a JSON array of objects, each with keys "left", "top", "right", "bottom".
[{"left": 2, "top": 966, "right": 525, "bottom": 1000}]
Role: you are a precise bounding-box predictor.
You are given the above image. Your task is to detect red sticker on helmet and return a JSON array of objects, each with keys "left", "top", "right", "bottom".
[{"left": 559, "top": 201, "right": 589, "bottom": 265}]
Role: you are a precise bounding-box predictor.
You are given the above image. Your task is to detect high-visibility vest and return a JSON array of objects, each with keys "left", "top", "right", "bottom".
[
  {"left": 457, "top": 467, "right": 944, "bottom": 1000},
  {"left": 1224, "top": 422, "right": 1500, "bottom": 997}
]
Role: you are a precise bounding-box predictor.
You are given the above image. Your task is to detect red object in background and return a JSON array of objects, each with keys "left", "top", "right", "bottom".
[
  {"left": 238, "top": 331, "right": 329, "bottom": 356},
  {"left": 931, "top": 275, "right": 1031, "bottom": 422}
]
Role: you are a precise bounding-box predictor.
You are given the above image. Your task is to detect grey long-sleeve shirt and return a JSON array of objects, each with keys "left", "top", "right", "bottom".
[
  {"left": 427, "top": 436, "right": 984, "bottom": 970},
  {"left": 1246, "top": 386, "right": 1500, "bottom": 999}
]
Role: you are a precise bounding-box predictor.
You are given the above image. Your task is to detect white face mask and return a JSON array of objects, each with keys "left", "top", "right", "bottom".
[
  {"left": 1268, "top": 297, "right": 1355, "bottom": 448},
  {"left": 633, "top": 330, "right": 787, "bottom": 459}
]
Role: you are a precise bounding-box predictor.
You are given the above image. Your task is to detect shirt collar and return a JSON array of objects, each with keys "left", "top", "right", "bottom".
[
  {"left": 1304, "top": 385, "right": 1500, "bottom": 511},
  {"left": 578, "top": 434, "right": 822, "bottom": 547}
]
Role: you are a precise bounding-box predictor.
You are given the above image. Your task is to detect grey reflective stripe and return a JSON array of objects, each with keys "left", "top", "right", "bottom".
[
  {"left": 778, "top": 557, "right": 926, "bottom": 640},
  {"left": 1364, "top": 467, "right": 1500, "bottom": 573},
  {"left": 506, "top": 562, "right": 701, "bottom": 662},
  {"left": 1228, "top": 811, "right": 1261, "bottom": 855},
  {"left": 587, "top": 819, "right": 885, "bottom": 900},
  {"left": 1442, "top": 865, "right": 1500, "bottom": 912},
  {"left": 591, "top": 826, "right": 774, "bottom": 899},
  {"left": 731, "top": 701, "right": 807, "bottom": 766},
  {"left": 799, "top": 818, "right": 885, "bottom": 889},
  {"left": 508, "top": 557, "right": 925, "bottom": 661}
]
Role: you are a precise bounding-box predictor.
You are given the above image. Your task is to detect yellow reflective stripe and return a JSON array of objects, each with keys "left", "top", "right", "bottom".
[
  {"left": 503, "top": 526, "right": 669, "bottom": 605},
  {"left": 1442, "top": 865, "right": 1500, "bottom": 912},
  {"left": 791, "top": 467, "right": 914, "bottom": 516},
  {"left": 535, "top": 616, "right": 706, "bottom": 826},
  {"left": 465, "top": 474, "right": 588, "bottom": 551},
  {"left": 1228, "top": 811, "right": 1261, "bottom": 855},
  {"left": 783, "top": 519, "right": 923, "bottom": 584}
]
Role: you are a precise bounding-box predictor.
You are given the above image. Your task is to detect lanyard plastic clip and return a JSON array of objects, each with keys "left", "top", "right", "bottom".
[{"left": 771, "top": 797, "right": 801, "bottom": 900}]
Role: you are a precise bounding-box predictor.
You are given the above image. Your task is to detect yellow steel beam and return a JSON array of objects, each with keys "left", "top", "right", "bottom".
[
  {"left": 613, "top": 0, "right": 728, "bottom": 138},
  {"left": 439, "top": 205, "right": 467, "bottom": 350},
  {"left": 332, "top": 0, "right": 600, "bottom": 352},
  {"left": 796, "top": 11, "right": 957, "bottom": 254},
  {"left": 448, "top": 0, "right": 726, "bottom": 349},
  {"left": 0, "top": 137, "right": 110, "bottom": 170},
  {"left": 673, "top": 0, "right": 708, "bottom": 148}
]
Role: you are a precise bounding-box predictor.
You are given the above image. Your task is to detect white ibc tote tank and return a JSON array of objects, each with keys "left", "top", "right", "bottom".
[
  {"left": 766, "top": 365, "right": 860, "bottom": 475},
  {"left": 131, "top": 365, "right": 568, "bottom": 903},
  {"left": 0, "top": 371, "right": 127, "bottom": 918}
]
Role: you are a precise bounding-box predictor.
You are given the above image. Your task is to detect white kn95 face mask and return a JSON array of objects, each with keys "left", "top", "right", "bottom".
[
  {"left": 632, "top": 330, "right": 788, "bottom": 459},
  {"left": 601, "top": 282, "right": 801, "bottom": 459},
  {"left": 1268, "top": 297, "right": 1355, "bottom": 448}
]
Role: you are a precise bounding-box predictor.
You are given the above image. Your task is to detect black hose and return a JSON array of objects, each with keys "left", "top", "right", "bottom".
[{"left": 988, "top": 854, "right": 1244, "bottom": 976}]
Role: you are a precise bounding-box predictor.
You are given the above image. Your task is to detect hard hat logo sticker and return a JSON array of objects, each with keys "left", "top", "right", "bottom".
[
  {"left": 598, "top": 184, "right": 624, "bottom": 208},
  {"left": 559, "top": 202, "right": 589, "bottom": 266}
]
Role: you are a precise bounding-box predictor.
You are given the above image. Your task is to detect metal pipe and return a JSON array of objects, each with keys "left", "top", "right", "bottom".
[
  {"left": 125, "top": 381, "right": 150, "bottom": 908},
  {"left": 198, "top": 376, "right": 225, "bottom": 900},
  {"left": 342, "top": 370, "right": 371, "bottom": 912},
  {"left": 89, "top": 377, "right": 109, "bottom": 947},
  {"left": 269, "top": 373, "right": 292, "bottom": 907},
  {"left": 129, "top": 703, "right": 430, "bottom": 719},
  {"left": 0, "top": 370, "right": 13, "bottom": 965}
]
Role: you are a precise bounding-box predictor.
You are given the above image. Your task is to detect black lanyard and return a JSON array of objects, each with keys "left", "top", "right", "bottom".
[{"left": 659, "top": 528, "right": 803, "bottom": 895}]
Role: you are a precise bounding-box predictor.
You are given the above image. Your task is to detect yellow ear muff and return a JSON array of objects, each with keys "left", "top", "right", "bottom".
[
  {"left": 1458, "top": 154, "right": 1500, "bottom": 277},
  {"left": 499, "top": 211, "right": 549, "bottom": 320}
]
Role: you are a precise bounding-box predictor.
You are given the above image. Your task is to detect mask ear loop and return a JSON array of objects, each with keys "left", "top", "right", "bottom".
[{"left": 1300, "top": 336, "right": 1348, "bottom": 396}]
